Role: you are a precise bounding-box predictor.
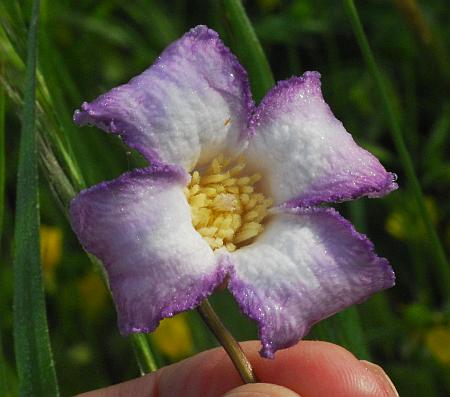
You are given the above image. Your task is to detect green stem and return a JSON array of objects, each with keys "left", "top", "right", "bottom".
[
  {"left": 38, "top": 133, "right": 76, "bottom": 211},
  {"left": 221, "top": 0, "right": 274, "bottom": 101},
  {"left": 343, "top": 0, "right": 450, "bottom": 300},
  {"left": 131, "top": 334, "right": 158, "bottom": 374},
  {"left": 197, "top": 299, "right": 257, "bottom": 384}
]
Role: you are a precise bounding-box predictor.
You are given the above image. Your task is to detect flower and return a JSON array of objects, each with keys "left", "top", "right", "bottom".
[
  {"left": 426, "top": 326, "right": 450, "bottom": 365},
  {"left": 70, "top": 25, "right": 397, "bottom": 358},
  {"left": 78, "top": 271, "right": 109, "bottom": 321},
  {"left": 40, "top": 225, "right": 63, "bottom": 291},
  {"left": 386, "top": 195, "right": 437, "bottom": 241}
]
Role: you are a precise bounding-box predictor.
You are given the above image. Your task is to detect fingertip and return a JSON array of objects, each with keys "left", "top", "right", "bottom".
[
  {"left": 222, "top": 383, "right": 301, "bottom": 397},
  {"left": 360, "top": 360, "right": 399, "bottom": 397},
  {"left": 251, "top": 340, "right": 395, "bottom": 397}
]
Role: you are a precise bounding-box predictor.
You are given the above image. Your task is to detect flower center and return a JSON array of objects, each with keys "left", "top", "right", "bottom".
[{"left": 184, "top": 155, "right": 272, "bottom": 252}]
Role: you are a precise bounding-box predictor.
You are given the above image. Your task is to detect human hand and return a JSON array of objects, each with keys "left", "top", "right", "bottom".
[{"left": 77, "top": 340, "right": 398, "bottom": 397}]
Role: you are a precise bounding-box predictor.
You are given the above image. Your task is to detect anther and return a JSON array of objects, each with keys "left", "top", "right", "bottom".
[{"left": 184, "top": 155, "right": 271, "bottom": 251}]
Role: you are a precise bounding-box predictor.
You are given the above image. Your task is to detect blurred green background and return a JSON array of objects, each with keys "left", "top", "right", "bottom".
[{"left": 1, "top": 0, "right": 450, "bottom": 395}]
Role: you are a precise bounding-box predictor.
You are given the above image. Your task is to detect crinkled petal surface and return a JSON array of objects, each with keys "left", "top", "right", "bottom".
[
  {"left": 70, "top": 165, "right": 228, "bottom": 334},
  {"left": 228, "top": 207, "right": 395, "bottom": 358},
  {"left": 74, "top": 25, "right": 253, "bottom": 171},
  {"left": 247, "top": 72, "right": 397, "bottom": 207}
]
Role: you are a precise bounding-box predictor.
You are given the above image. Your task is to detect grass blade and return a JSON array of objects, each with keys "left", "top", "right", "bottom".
[
  {"left": 221, "top": 0, "right": 275, "bottom": 101},
  {"left": 0, "top": 78, "right": 4, "bottom": 238},
  {"left": 330, "top": 307, "right": 371, "bottom": 360},
  {"left": 0, "top": 322, "right": 9, "bottom": 397},
  {"left": 0, "top": 79, "right": 8, "bottom": 397},
  {"left": 343, "top": 0, "right": 450, "bottom": 300},
  {"left": 12, "top": 0, "right": 59, "bottom": 395}
]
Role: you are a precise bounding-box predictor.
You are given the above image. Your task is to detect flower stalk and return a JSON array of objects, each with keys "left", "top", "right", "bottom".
[{"left": 197, "top": 299, "right": 258, "bottom": 383}]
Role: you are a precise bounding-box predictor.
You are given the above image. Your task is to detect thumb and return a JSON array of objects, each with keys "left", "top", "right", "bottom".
[{"left": 222, "top": 383, "right": 301, "bottom": 397}]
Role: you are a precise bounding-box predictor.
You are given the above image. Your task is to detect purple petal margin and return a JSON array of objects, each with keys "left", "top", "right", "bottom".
[
  {"left": 228, "top": 207, "right": 395, "bottom": 359},
  {"left": 116, "top": 260, "right": 232, "bottom": 334},
  {"left": 74, "top": 25, "right": 254, "bottom": 166},
  {"left": 70, "top": 163, "right": 234, "bottom": 335},
  {"left": 247, "top": 71, "right": 398, "bottom": 206},
  {"left": 282, "top": 172, "right": 398, "bottom": 208},
  {"left": 249, "top": 71, "right": 324, "bottom": 132}
]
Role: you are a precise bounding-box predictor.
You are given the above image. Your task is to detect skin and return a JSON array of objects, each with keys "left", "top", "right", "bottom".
[{"left": 77, "top": 341, "right": 398, "bottom": 397}]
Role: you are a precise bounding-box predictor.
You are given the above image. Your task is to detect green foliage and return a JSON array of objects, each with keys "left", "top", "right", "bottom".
[
  {"left": 344, "top": 0, "right": 450, "bottom": 299},
  {"left": 221, "top": 0, "right": 275, "bottom": 102},
  {"left": 1, "top": 0, "right": 450, "bottom": 395},
  {"left": 11, "top": 0, "right": 59, "bottom": 395},
  {"left": 0, "top": 83, "right": 5, "bottom": 238}
]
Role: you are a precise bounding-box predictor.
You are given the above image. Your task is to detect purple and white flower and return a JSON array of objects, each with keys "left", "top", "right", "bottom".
[{"left": 70, "top": 25, "right": 397, "bottom": 358}]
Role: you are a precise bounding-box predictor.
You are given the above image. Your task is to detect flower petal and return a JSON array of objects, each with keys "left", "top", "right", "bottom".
[
  {"left": 74, "top": 25, "right": 253, "bottom": 171},
  {"left": 228, "top": 207, "right": 394, "bottom": 358},
  {"left": 247, "top": 72, "right": 397, "bottom": 206},
  {"left": 70, "top": 164, "right": 228, "bottom": 334}
]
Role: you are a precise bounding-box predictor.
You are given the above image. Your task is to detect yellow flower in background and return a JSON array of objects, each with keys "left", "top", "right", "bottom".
[
  {"left": 385, "top": 211, "right": 406, "bottom": 240},
  {"left": 386, "top": 197, "right": 437, "bottom": 241},
  {"left": 78, "top": 271, "right": 109, "bottom": 320},
  {"left": 425, "top": 326, "right": 450, "bottom": 365},
  {"left": 40, "top": 225, "right": 63, "bottom": 291},
  {"left": 150, "top": 313, "right": 194, "bottom": 360},
  {"left": 67, "top": 343, "right": 93, "bottom": 365}
]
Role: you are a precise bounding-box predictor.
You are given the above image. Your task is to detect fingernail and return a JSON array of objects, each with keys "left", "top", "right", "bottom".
[
  {"left": 222, "top": 383, "right": 301, "bottom": 397},
  {"left": 361, "top": 360, "right": 399, "bottom": 397}
]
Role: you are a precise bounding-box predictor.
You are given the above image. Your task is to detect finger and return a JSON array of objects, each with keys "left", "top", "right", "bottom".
[
  {"left": 360, "top": 360, "right": 399, "bottom": 397},
  {"left": 249, "top": 341, "right": 398, "bottom": 397},
  {"left": 76, "top": 340, "right": 398, "bottom": 397},
  {"left": 222, "top": 383, "right": 301, "bottom": 397}
]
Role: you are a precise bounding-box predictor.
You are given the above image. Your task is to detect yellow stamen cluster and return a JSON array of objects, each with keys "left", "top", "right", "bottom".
[{"left": 184, "top": 155, "right": 272, "bottom": 252}]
